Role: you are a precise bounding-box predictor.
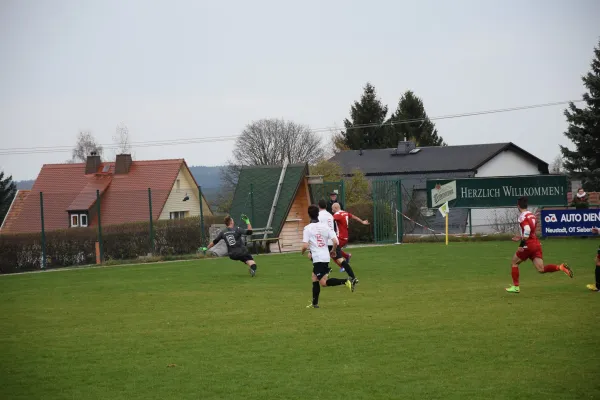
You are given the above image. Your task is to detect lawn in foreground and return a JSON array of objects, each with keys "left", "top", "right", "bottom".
[{"left": 0, "top": 240, "right": 598, "bottom": 400}]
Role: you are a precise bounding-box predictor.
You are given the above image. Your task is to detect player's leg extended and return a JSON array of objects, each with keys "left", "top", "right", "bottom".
[
  {"left": 335, "top": 256, "right": 358, "bottom": 291},
  {"left": 328, "top": 246, "right": 344, "bottom": 271},
  {"left": 336, "top": 257, "right": 355, "bottom": 278},
  {"left": 245, "top": 259, "right": 257, "bottom": 277},
  {"left": 595, "top": 257, "right": 600, "bottom": 291},
  {"left": 332, "top": 246, "right": 355, "bottom": 280},
  {"left": 309, "top": 273, "right": 321, "bottom": 308},
  {"left": 321, "top": 275, "right": 350, "bottom": 290},
  {"left": 588, "top": 258, "right": 600, "bottom": 291},
  {"left": 506, "top": 254, "right": 522, "bottom": 293},
  {"left": 339, "top": 239, "right": 351, "bottom": 265},
  {"left": 533, "top": 258, "right": 573, "bottom": 277},
  {"left": 331, "top": 256, "right": 343, "bottom": 268}
]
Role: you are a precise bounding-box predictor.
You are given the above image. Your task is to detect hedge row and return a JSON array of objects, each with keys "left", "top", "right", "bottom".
[
  {"left": 346, "top": 202, "right": 374, "bottom": 243},
  {"left": 0, "top": 216, "right": 221, "bottom": 274}
]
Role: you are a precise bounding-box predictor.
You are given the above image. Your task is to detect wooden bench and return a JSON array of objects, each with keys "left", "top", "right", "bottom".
[{"left": 245, "top": 228, "right": 282, "bottom": 254}]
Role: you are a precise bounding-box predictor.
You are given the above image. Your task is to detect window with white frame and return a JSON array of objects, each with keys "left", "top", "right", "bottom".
[
  {"left": 70, "top": 212, "right": 89, "bottom": 227},
  {"left": 170, "top": 211, "right": 188, "bottom": 220}
]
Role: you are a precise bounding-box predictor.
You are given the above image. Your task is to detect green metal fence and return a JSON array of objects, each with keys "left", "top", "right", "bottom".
[
  {"left": 309, "top": 181, "right": 346, "bottom": 207},
  {"left": 372, "top": 179, "right": 402, "bottom": 243}
]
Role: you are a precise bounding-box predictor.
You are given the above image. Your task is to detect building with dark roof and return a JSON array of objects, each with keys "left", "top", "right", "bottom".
[{"left": 330, "top": 141, "right": 549, "bottom": 234}]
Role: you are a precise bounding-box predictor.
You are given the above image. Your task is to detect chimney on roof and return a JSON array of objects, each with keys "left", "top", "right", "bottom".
[
  {"left": 115, "top": 154, "right": 133, "bottom": 174},
  {"left": 393, "top": 140, "right": 416, "bottom": 155},
  {"left": 85, "top": 152, "right": 101, "bottom": 174}
]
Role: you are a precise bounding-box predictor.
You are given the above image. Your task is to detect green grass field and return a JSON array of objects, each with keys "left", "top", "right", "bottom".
[{"left": 1, "top": 241, "right": 599, "bottom": 400}]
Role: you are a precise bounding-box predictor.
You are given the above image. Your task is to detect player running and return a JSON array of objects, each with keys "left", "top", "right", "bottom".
[
  {"left": 317, "top": 200, "right": 358, "bottom": 290},
  {"left": 505, "top": 197, "right": 573, "bottom": 293},
  {"left": 587, "top": 228, "right": 599, "bottom": 292},
  {"left": 331, "top": 202, "right": 369, "bottom": 260},
  {"left": 302, "top": 204, "right": 353, "bottom": 308},
  {"left": 205, "top": 214, "right": 258, "bottom": 277}
]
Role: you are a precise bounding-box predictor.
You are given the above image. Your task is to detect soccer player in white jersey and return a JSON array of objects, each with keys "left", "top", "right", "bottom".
[
  {"left": 318, "top": 200, "right": 358, "bottom": 289},
  {"left": 302, "top": 204, "right": 352, "bottom": 308}
]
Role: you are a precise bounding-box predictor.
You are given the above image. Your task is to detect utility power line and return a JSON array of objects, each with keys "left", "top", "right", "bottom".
[{"left": 0, "top": 99, "right": 586, "bottom": 156}]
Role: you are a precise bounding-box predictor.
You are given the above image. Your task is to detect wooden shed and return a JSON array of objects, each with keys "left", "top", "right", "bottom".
[{"left": 229, "top": 163, "right": 311, "bottom": 253}]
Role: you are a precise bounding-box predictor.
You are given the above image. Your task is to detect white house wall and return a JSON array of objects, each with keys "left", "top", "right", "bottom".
[
  {"left": 158, "top": 166, "right": 212, "bottom": 220},
  {"left": 469, "top": 149, "right": 542, "bottom": 234}
]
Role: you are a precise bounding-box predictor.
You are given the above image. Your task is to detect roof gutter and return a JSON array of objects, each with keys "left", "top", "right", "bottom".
[{"left": 342, "top": 169, "right": 475, "bottom": 177}]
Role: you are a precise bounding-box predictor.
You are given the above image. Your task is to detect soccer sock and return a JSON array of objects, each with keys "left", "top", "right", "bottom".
[
  {"left": 325, "top": 278, "right": 346, "bottom": 287},
  {"left": 595, "top": 266, "right": 600, "bottom": 288},
  {"left": 543, "top": 264, "right": 560, "bottom": 273},
  {"left": 312, "top": 282, "right": 320, "bottom": 305},
  {"left": 250, "top": 264, "right": 257, "bottom": 271},
  {"left": 511, "top": 265, "right": 519, "bottom": 286},
  {"left": 341, "top": 261, "right": 355, "bottom": 279}
]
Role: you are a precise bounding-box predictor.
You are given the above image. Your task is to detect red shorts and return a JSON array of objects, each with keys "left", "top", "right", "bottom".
[
  {"left": 516, "top": 242, "right": 543, "bottom": 261},
  {"left": 338, "top": 238, "right": 348, "bottom": 248}
]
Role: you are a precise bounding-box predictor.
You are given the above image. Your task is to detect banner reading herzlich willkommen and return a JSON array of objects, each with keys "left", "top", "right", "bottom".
[{"left": 426, "top": 175, "right": 568, "bottom": 209}]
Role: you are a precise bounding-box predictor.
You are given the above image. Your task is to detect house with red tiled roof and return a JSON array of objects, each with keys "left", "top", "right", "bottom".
[
  {"left": 0, "top": 154, "right": 212, "bottom": 234},
  {"left": 0, "top": 190, "right": 30, "bottom": 232}
]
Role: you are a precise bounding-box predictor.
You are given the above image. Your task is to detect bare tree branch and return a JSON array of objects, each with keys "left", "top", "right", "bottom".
[
  {"left": 232, "top": 118, "right": 324, "bottom": 167},
  {"left": 112, "top": 123, "right": 132, "bottom": 157},
  {"left": 71, "top": 131, "right": 103, "bottom": 162},
  {"left": 550, "top": 155, "right": 563, "bottom": 174}
]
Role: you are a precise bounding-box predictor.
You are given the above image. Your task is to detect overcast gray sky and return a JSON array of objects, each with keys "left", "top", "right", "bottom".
[{"left": 1, "top": 0, "right": 598, "bottom": 181}]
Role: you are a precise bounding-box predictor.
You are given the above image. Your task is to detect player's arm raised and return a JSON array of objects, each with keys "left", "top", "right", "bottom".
[
  {"left": 241, "top": 214, "right": 253, "bottom": 234},
  {"left": 350, "top": 214, "right": 370, "bottom": 225}
]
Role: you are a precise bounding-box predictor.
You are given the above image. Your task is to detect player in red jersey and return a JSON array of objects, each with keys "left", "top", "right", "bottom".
[
  {"left": 506, "top": 197, "right": 573, "bottom": 293},
  {"left": 331, "top": 203, "right": 369, "bottom": 274}
]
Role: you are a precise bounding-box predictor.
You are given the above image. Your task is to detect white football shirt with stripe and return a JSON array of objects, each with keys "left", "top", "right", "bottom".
[
  {"left": 303, "top": 222, "right": 338, "bottom": 263},
  {"left": 318, "top": 209, "right": 336, "bottom": 246}
]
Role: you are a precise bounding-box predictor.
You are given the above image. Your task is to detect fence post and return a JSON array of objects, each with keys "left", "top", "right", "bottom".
[
  {"left": 96, "top": 189, "right": 104, "bottom": 263},
  {"left": 373, "top": 182, "right": 378, "bottom": 243},
  {"left": 341, "top": 180, "right": 346, "bottom": 206},
  {"left": 540, "top": 206, "right": 545, "bottom": 239},
  {"left": 396, "top": 180, "right": 403, "bottom": 244},
  {"left": 39, "top": 192, "right": 46, "bottom": 269},
  {"left": 198, "top": 185, "right": 205, "bottom": 247},
  {"left": 250, "top": 183, "right": 255, "bottom": 224},
  {"left": 468, "top": 208, "right": 473, "bottom": 236},
  {"left": 148, "top": 188, "right": 154, "bottom": 254}
]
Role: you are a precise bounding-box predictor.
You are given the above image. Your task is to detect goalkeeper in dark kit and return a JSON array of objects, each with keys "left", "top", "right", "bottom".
[{"left": 205, "top": 214, "right": 258, "bottom": 277}]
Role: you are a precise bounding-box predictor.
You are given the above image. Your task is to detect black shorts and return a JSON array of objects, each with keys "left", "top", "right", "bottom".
[
  {"left": 313, "top": 262, "right": 332, "bottom": 279},
  {"left": 328, "top": 245, "right": 342, "bottom": 260},
  {"left": 229, "top": 249, "right": 254, "bottom": 263}
]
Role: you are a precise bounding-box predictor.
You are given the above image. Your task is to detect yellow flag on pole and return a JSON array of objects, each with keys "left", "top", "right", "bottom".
[
  {"left": 439, "top": 202, "right": 450, "bottom": 245},
  {"left": 439, "top": 202, "right": 449, "bottom": 218}
]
